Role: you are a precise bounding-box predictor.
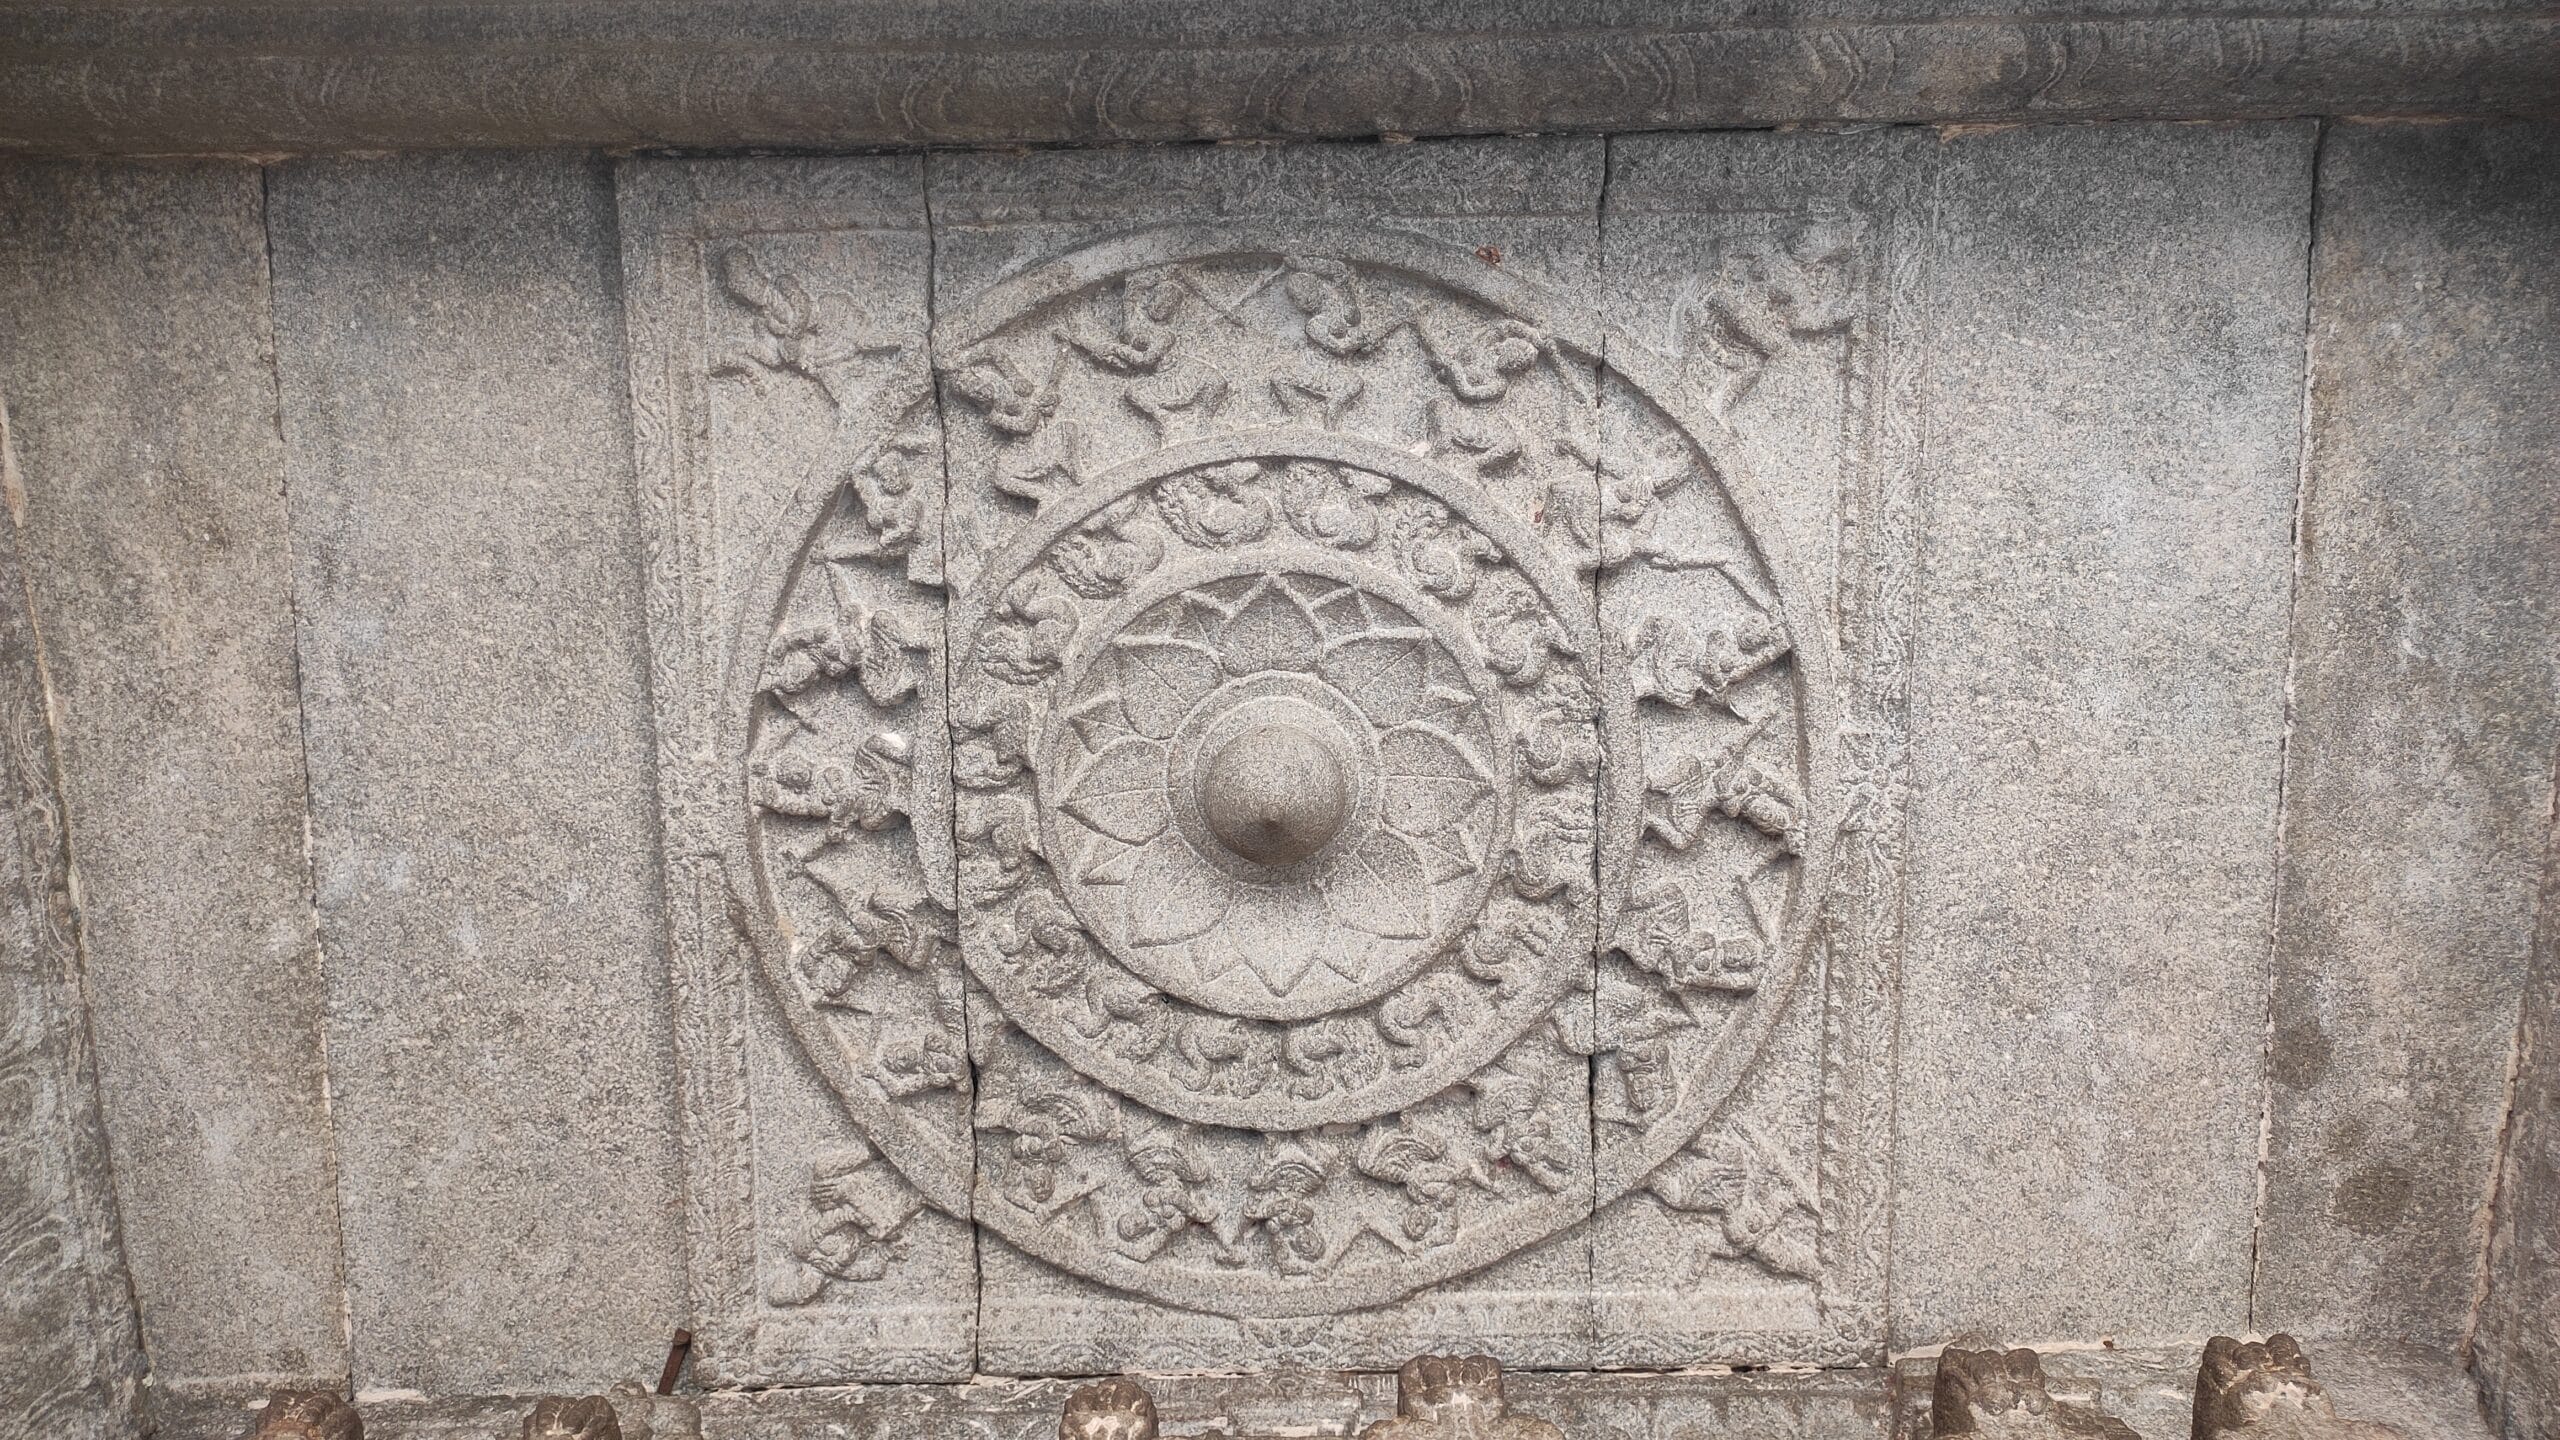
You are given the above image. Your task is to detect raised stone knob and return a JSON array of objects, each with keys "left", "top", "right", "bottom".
[{"left": 1197, "top": 721, "right": 1349, "bottom": 866}]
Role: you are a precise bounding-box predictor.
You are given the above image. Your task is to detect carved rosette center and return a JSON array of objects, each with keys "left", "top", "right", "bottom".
[{"left": 1198, "top": 720, "right": 1350, "bottom": 866}]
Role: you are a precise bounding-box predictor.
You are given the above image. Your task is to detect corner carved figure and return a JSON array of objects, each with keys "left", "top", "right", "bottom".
[
  {"left": 1060, "top": 1377, "right": 1159, "bottom": 1440},
  {"left": 523, "top": 1396, "right": 623, "bottom": 1440},
  {"left": 1361, "top": 1355, "right": 1563, "bottom": 1440},
  {"left": 2192, "top": 1335, "right": 2402, "bottom": 1440},
  {"left": 243, "top": 1390, "right": 361, "bottom": 1440},
  {"left": 1932, "top": 1347, "right": 2138, "bottom": 1438}
]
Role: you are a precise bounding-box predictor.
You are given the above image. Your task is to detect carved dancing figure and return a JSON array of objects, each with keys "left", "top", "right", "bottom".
[
  {"left": 1152, "top": 459, "right": 1275, "bottom": 548},
  {"left": 1670, "top": 216, "right": 1859, "bottom": 421},
  {"left": 714, "top": 245, "right": 905, "bottom": 403},
  {"left": 1057, "top": 267, "right": 1187, "bottom": 373},
  {"left": 1282, "top": 255, "right": 1416, "bottom": 356},
  {"left": 748, "top": 730, "right": 915, "bottom": 850},
  {"left": 1626, "top": 610, "right": 1792, "bottom": 713},
  {"left": 1416, "top": 313, "right": 1546, "bottom": 403},
  {"left": 768, "top": 1141, "right": 925, "bottom": 1304},
  {"left": 1646, "top": 1124, "right": 1821, "bottom": 1281},
  {"left": 1611, "top": 875, "right": 1770, "bottom": 998},
  {"left": 1643, "top": 711, "right": 1806, "bottom": 856},
  {"left": 1279, "top": 459, "right": 1392, "bottom": 550},
  {"left": 759, "top": 564, "right": 929, "bottom": 727},
  {"left": 976, "top": 1055, "right": 1117, "bottom": 1216},
  {"left": 976, "top": 578, "right": 1080, "bottom": 684}
]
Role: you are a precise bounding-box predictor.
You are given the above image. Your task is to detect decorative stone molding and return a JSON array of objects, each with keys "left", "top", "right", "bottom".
[
  {"left": 1928, "top": 1348, "right": 2135, "bottom": 1439},
  {"left": 2191, "top": 1336, "right": 2402, "bottom": 1440},
  {"left": 1, "top": 2, "right": 2554, "bottom": 157}
]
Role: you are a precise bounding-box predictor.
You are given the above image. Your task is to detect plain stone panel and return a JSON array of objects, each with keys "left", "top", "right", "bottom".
[
  {"left": 0, "top": 160, "right": 350, "bottom": 1395},
  {"left": 267, "top": 152, "right": 685, "bottom": 1392},
  {"left": 1892, "top": 121, "right": 2315, "bottom": 1345},
  {"left": 2260, "top": 121, "right": 2560, "bottom": 1350},
  {"left": 0, "top": 463, "right": 147, "bottom": 1431}
]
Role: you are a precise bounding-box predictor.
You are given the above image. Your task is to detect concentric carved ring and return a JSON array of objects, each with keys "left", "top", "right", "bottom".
[{"left": 950, "top": 434, "right": 1608, "bottom": 1129}]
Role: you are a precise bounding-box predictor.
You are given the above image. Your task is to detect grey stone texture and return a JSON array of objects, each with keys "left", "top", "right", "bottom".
[
  {"left": 157, "top": 1366, "right": 1895, "bottom": 1440},
  {"left": 2257, "top": 121, "right": 2560, "bottom": 1351},
  {"left": 0, "top": 110, "right": 2553, "bottom": 1415},
  {"left": 265, "top": 151, "right": 685, "bottom": 1393},
  {"left": 923, "top": 137, "right": 1617, "bottom": 1377},
  {"left": 1893, "top": 120, "right": 2316, "bottom": 1346},
  {"left": 0, "top": 423, "right": 146, "bottom": 1433},
  {"left": 0, "top": 159, "right": 350, "bottom": 1398},
  {"left": 0, "top": 2, "right": 2556, "bottom": 156}
]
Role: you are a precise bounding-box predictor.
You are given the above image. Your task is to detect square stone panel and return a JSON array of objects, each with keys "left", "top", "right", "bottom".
[{"left": 619, "top": 137, "right": 1906, "bottom": 1381}]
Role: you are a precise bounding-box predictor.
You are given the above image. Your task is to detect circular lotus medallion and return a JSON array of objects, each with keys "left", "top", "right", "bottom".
[{"left": 735, "top": 224, "right": 1835, "bottom": 1319}]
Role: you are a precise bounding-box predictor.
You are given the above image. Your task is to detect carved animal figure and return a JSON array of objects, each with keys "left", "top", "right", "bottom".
[
  {"left": 1060, "top": 1377, "right": 1159, "bottom": 1440},
  {"left": 1361, "top": 1354, "right": 1564, "bottom": 1440},
  {"left": 2191, "top": 1335, "right": 2403, "bottom": 1440},
  {"left": 243, "top": 1390, "right": 361, "bottom": 1440},
  {"left": 1931, "top": 1347, "right": 2138, "bottom": 1438},
  {"left": 523, "top": 1395, "right": 622, "bottom": 1440}
]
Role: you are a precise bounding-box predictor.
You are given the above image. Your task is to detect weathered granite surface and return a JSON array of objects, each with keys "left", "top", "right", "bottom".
[
  {"left": 266, "top": 152, "right": 685, "bottom": 1393},
  {"left": 0, "top": 159, "right": 349, "bottom": 1398},
  {"left": 0, "top": 1, "right": 2555, "bottom": 156},
  {"left": 0, "top": 420, "right": 146, "bottom": 1434},
  {"left": 2, "top": 114, "right": 2553, "bottom": 1407},
  {"left": 2257, "top": 120, "right": 2560, "bottom": 1351},
  {"left": 1893, "top": 120, "right": 2314, "bottom": 1346}
]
